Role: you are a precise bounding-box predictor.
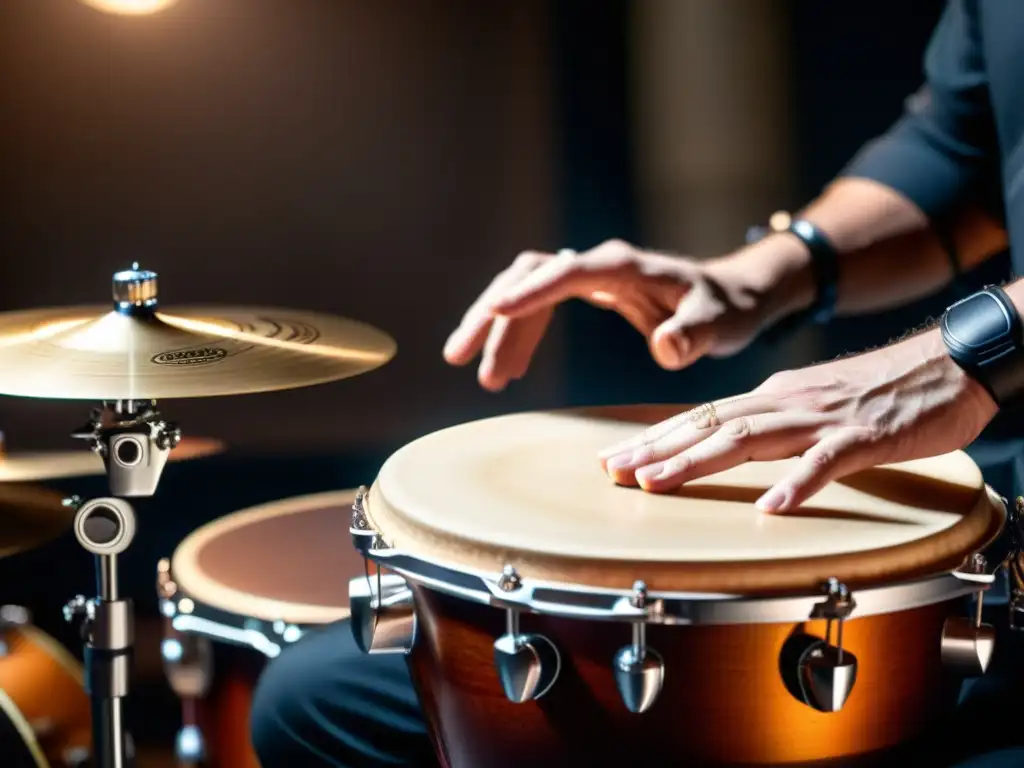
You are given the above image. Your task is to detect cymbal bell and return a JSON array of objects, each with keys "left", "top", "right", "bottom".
[
  {"left": 0, "top": 436, "right": 225, "bottom": 483},
  {"left": 0, "top": 484, "right": 74, "bottom": 559},
  {"left": 0, "top": 266, "right": 396, "bottom": 401}
]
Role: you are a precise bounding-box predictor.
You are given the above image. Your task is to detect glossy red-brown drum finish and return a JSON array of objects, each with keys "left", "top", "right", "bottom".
[{"left": 407, "top": 587, "right": 963, "bottom": 768}]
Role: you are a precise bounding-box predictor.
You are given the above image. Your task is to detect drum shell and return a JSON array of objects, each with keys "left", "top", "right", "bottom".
[
  {"left": 408, "top": 585, "right": 963, "bottom": 768},
  {"left": 178, "top": 639, "right": 264, "bottom": 768}
]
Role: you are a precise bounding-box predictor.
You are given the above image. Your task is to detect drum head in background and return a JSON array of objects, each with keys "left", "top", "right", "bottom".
[
  {"left": 171, "top": 490, "right": 363, "bottom": 625},
  {"left": 366, "top": 405, "right": 1005, "bottom": 595}
]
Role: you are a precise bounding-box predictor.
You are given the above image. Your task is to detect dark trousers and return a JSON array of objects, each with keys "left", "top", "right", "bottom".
[{"left": 249, "top": 608, "right": 1024, "bottom": 768}]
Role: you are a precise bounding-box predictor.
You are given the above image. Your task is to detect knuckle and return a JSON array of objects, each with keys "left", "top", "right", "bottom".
[
  {"left": 760, "top": 370, "right": 795, "bottom": 391},
  {"left": 593, "top": 238, "right": 636, "bottom": 268},
  {"left": 808, "top": 448, "right": 834, "bottom": 471},
  {"left": 513, "top": 251, "right": 546, "bottom": 269},
  {"left": 722, "top": 416, "right": 752, "bottom": 441}
]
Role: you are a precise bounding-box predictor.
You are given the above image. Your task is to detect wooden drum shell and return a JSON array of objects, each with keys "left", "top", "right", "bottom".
[{"left": 409, "top": 587, "right": 962, "bottom": 767}]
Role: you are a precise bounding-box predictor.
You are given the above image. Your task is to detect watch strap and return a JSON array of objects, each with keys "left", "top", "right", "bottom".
[
  {"left": 941, "top": 285, "right": 1024, "bottom": 406},
  {"left": 786, "top": 219, "right": 839, "bottom": 325}
]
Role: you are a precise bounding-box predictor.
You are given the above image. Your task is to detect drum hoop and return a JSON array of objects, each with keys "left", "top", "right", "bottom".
[
  {"left": 159, "top": 581, "right": 309, "bottom": 660},
  {"left": 353, "top": 529, "right": 996, "bottom": 625}
]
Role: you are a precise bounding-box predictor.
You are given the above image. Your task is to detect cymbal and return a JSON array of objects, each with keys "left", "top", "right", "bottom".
[
  {"left": 0, "top": 436, "right": 225, "bottom": 483},
  {"left": 0, "top": 266, "right": 396, "bottom": 400},
  {"left": 0, "top": 484, "right": 74, "bottom": 559}
]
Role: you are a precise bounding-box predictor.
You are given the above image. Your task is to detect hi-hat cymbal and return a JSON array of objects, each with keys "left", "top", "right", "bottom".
[
  {"left": 0, "top": 266, "right": 396, "bottom": 400},
  {"left": 0, "top": 436, "right": 225, "bottom": 483},
  {"left": 0, "top": 484, "right": 74, "bottom": 559}
]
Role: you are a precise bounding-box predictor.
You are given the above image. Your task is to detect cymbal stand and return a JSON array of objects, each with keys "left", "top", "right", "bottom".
[{"left": 64, "top": 400, "right": 181, "bottom": 768}]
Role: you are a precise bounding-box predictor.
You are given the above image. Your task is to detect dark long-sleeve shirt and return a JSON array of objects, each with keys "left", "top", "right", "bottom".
[{"left": 842, "top": 0, "right": 1023, "bottom": 265}]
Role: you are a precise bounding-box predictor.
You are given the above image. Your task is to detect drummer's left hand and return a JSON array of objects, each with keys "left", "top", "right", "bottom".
[{"left": 598, "top": 328, "right": 998, "bottom": 512}]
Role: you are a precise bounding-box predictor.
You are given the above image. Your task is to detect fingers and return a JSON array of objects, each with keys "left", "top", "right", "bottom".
[
  {"left": 632, "top": 412, "right": 822, "bottom": 493},
  {"left": 755, "top": 428, "right": 876, "bottom": 513},
  {"left": 600, "top": 396, "right": 768, "bottom": 483},
  {"left": 443, "top": 253, "right": 548, "bottom": 367},
  {"left": 648, "top": 282, "right": 721, "bottom": 370},
  {"left": 477, "top": 307, "right": 554, "bottom": 391},
  {"left": 492, "top": 240, "right": 682, "bottom": 318}
]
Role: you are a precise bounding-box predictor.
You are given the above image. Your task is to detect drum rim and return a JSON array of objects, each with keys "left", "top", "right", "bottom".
[
  {"left": 353, "top": 485, "right": 1005, "bottom": 623},
  {"left": 0, "top": 687, "right": 48, "bottom": 768},
  {"left": 353, "top": 529, "right": 995, "bottom": 624},
  {"left": 168, "top": 489, "right": 357, "bottom": 626}
]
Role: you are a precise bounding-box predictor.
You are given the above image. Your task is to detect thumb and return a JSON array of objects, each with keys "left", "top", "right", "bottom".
[{"left": 649, "top": 285, "right": 720, "bottom": 370}]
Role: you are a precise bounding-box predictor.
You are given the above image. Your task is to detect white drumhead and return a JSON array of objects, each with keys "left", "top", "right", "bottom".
[{"left": 366, "top": 406, "right": 1003, "bottom": 593}]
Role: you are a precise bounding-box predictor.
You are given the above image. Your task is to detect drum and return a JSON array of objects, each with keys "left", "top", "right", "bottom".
[
  {"left": 158, "top": 490, "right": 366, "bottom": 767},
  {"left": 350, "top": 405, "right": 1007, "bottom": 767},
  {"left": 0, "top": 610, "right": 90, "bottom": 767}
]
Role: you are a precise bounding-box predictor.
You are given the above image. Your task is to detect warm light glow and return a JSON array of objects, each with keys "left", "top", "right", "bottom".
[
  {"left": 79, "top": 0, "right": 179, "bottom": 16},
  {"left": 769, "top": 210, "right": 792, "bottom": 232}
]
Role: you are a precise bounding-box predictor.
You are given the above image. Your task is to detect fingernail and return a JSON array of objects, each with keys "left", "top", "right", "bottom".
[
  {"left": 756, "top": 488, "right": 786, "bottom": 512},
  {"left": 634, "top": 463, "right": 664, "bottom": 483},
  {"left": 605, "top": 448, "right": 644, "bottom": 472}
]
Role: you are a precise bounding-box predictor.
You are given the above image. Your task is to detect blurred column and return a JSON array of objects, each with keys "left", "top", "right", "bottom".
[{"left": 631, "top": 0, "right": 793, "bottom": 255}]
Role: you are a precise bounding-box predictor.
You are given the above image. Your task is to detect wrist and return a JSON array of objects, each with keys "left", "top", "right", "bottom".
[
  {"left": 706, "top": 233, "right": 816, "bottom": 325},
  {"left": 909, "top": 325, "right": 998, "bottom": 418}
]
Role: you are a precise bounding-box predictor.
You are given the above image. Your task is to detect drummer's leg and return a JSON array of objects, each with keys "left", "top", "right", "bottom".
[{"left": 250, "top": 620, "right": 435, "bottom": 768}]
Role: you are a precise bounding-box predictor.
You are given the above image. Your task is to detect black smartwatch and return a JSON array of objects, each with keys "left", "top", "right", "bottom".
[
  {"left": 941, "top": 285, "right": 1024, "bottom": 406},
  {"left": 746, "top": 214, "right": 840, "bottom": 335}
]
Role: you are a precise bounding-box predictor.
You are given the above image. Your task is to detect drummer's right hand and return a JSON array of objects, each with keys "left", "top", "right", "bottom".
[{"left": 443, "top": 238, "right": 814, "bottom": 391}]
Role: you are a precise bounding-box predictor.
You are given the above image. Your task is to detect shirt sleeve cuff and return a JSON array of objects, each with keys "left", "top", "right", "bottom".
[{"left": 839, "top": 116, "right": 976, "bottom": 222}]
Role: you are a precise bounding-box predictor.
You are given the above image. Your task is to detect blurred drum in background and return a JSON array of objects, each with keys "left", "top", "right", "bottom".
[
  {"left": 158, "top": 490, "right": 365, "bottom": 767},
  {"left": 349, "top": 405, "right": 1010, "bottom": 767}
]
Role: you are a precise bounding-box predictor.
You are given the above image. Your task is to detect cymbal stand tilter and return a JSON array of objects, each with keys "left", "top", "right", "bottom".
[{"left": 64, "top": 398, "right": 182, "bottom": 768}]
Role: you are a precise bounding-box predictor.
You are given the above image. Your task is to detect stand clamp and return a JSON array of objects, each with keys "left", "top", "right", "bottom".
[{"left": 71, "top": 401, "right": 180, "bottom": 497}]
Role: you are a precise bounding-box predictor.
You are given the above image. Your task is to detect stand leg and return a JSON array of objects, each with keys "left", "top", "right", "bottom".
[
  {"left": 85, "top": 646, "right": 134, "bottom": 768},
  {"left": 65, "top": 497, "right": 140, "bottom": 768}
]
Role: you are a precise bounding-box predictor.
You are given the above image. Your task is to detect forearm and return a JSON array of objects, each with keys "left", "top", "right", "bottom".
[
  {"left": 706, "top": 178, "right": 1007, "bottom": 327},
  {"left": 800, "top": 178, "right": 1007, "bottom": 315}
]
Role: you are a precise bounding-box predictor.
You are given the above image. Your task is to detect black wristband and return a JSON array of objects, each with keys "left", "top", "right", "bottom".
[
  {"left": 941, "top": 285, "right": 1024, "bottom": 406},
  {"left": 786, "top": 219, "right": 839, "bottom": 325}
]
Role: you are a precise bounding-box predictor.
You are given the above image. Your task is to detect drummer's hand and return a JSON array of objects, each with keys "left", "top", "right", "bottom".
[
  {"left": 599, "top": 328, "right": 998, "bottom": 512},
  {"left": 443, "top": 238, "right": 813, "bottom": 391}
]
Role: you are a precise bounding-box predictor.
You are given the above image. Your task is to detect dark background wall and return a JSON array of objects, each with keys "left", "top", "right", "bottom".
[
  {"left": 0, "top": 0, "right": 564, "bottom": 455},
  {"left": 0, "top": 0, "right": 1015, "bottom": 755}
]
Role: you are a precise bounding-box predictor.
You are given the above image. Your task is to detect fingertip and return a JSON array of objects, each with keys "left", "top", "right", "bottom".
[
  {"left": 755, "top": 487, "right": 787, "bottom": 513},
  {"left": 476, "top": 365, "right": 507, "bottom": 393}
]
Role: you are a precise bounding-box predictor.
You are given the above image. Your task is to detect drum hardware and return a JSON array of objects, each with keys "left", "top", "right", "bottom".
[
  {"left": 611, "top": 581, "right": 665, "bottom": 714},
  {"left": 62, "top": 496, "right": 138, "bottom": 768},
  {"left": 349, "top": 572, "right": 417, "bottom": 655},
  {"left": 941, "top": 553, "right": 999, "bottom": 676},
  {"left": 777, "top": 577, "right": 858, "bottom": 714},
  {"left": 492, "top": 566, "right": 561, "bottom": 704},
  {"left": 352, "top": 524, "right": 985, "bottom": 626},
  {"left": 0, "top": 605, "right": 31, "bottom": 656},
  {"left": 70, "top": 402, "right": 180, "bottom": 498},
  {"left": 158, "top": 559, "right": 214, "bottom": 765},
  {"left": 349, "top": 488, "right": 418, "bottom": 655}
]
